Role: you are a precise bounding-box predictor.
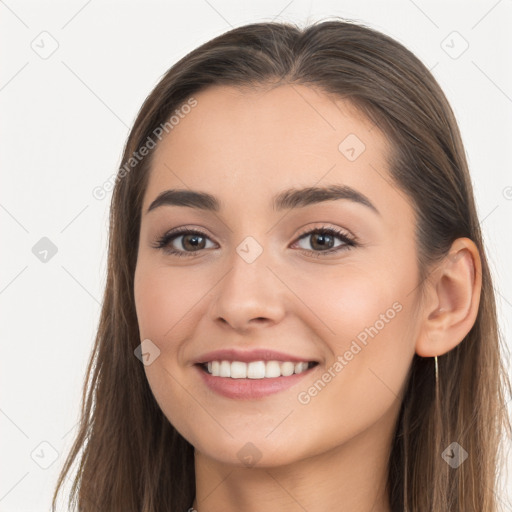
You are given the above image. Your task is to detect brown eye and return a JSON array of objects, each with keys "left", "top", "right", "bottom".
[
  {"left": 293, "top": 226, "right": 357, "bottom": 257},
  {"left": 180, "top": 233, "right": 207, "bottom": 251},
  {"left": 153, "top": 228, "right": 216, "bottom": 257},
  {"left": 307, "top": 232, "right": 337, "bottom": 250}
]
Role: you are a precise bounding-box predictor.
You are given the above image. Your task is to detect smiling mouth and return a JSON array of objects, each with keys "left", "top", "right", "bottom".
[{"left": 197, "top": 360, "right": 318, "bottom": 379}]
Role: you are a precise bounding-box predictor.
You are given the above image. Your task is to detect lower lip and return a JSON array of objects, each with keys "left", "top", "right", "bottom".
[{"left": 195, "top": 364, "right": 316, "bottom": 399}]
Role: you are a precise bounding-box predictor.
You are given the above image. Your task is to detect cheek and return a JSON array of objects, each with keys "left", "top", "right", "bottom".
[
  {"left": 290, "top": 263, "right": 407, "bottom": 345},
  {"left": 134, "top": 262, "right": 205, "bottom": 440},
  {"left": 294, "top": 262, "right": 417, "bottom": 401},
  {"left": 134, "top": 262, "right": 207, "bottom": 342},
  {"left": 284, "top": 272, "right": 416, "bottom": 454}
]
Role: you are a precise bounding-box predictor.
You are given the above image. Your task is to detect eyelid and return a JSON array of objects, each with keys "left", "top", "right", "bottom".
[
  {"left": 154, "top": 225, "right": 216, "bottom": 243},
  {"left": 290, "top": 225, "right": 358, "bottom": 255},
  {"left": 151, "top": 225, "right": 218, "bottom": 252},
  {"left": 294, "top": 222, "right": 357, "bottom": 243},
  {"left": 153, "top": 223, "right": 359, "bottom": 257}
]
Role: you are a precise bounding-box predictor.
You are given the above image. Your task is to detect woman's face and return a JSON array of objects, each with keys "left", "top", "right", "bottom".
[{"left": 134, "top": 84, "right": 422, "bottom": 467}]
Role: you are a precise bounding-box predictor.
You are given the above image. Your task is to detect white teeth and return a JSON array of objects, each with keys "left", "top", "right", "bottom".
[
  {"left": 280, "top": 361, "right": 295, "bottom": 376},
  {"left": 295, "top": 362, "right": 308, "bottom": 374},
  {"left": 219, "top": 360, "right": 231, "bottom": 377},
  {"left": 247, "top": 361, "right": 266, "bottom": 379},
  {"left": 231, "top": 361, "right": 247, "bottom": 379},
  {"left": 204, "top": 360, "right": 313, "bottom": 378},
  {"left": 265, "top": 361, "right": 281, "bottom": 378}
]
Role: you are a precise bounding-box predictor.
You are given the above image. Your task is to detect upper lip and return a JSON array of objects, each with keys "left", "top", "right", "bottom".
[{"left": 194, "top": 348, "right": 318, "bottom": 364}]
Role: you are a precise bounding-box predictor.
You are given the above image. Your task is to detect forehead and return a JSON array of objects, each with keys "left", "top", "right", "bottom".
[{"left": 143, "top": 84, "right": 404, "bottom": 219}]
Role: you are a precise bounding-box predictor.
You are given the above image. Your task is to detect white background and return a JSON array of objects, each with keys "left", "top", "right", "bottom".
[{"left": 1, "top": 0, "right": 511, "bottom": 510}]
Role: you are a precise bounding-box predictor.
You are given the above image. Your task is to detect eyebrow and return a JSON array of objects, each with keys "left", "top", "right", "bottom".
[{"left": 146, "top": 184, "right": 380, "bottom": 216}]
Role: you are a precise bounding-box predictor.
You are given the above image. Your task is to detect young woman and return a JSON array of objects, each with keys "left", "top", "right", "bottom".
[{"left": 52, "top": 18, "right": 511, "bottom": 512}]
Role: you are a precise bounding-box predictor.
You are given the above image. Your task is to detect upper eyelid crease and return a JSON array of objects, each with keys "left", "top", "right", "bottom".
[
  {"left": 145, "top": 185, "right": 380, "bottom": 217},
  {"left": 153, "top": 225, "right": 357, "bottom": 258}
]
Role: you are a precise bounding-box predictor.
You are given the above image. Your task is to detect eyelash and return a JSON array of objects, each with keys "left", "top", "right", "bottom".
[{"left": 152, "top": 225, "right": 358, "bottom": 259}]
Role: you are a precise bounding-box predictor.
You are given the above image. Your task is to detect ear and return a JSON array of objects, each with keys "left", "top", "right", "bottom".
[{"left": 415, "top": 237, "right": 482, "bottom": 357}]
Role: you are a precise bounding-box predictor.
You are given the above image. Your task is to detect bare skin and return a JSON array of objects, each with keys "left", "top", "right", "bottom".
[{"left": 133, "top": 84, "right": 482, "bottom": 512}]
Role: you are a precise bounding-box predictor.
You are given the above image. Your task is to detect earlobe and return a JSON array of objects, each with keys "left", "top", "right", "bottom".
[{"left": 415, "top": 237, "right": 482, "bottom": 358}]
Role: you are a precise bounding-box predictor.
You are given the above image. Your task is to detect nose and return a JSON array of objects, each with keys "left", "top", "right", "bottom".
[{"left": 209, "top": 244, "right": 287, "bottom": 333}]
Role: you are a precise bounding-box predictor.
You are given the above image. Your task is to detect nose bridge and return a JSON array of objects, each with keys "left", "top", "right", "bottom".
[
  {"left": 226, "top": 233, "right": 274, "bottom": 301},
  {"left": 210, "top": 232, "right": 286, "bottom": 328}
]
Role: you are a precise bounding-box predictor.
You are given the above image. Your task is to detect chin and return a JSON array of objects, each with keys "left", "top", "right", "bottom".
[{"left": 189, "top": 430, "right": 314, "bottom": 469}]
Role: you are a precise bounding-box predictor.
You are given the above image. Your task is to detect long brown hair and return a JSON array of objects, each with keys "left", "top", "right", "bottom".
[{"left": 52, "top": 18, "right": 511, "bottom": 511}]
